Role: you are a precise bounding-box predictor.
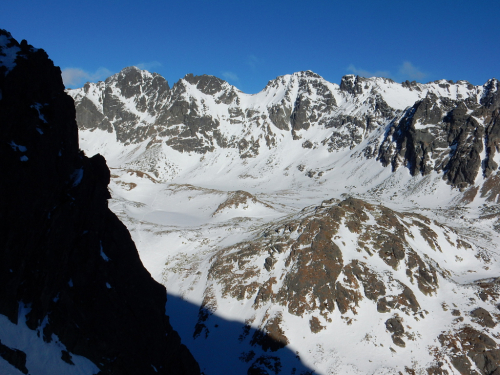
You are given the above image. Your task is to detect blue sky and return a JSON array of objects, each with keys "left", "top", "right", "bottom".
[{"left": 1, "top": 0, "right": 498, "bottom": 93}]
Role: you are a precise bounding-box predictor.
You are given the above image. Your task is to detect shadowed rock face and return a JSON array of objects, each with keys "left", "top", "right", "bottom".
[{"left": 0, "top": 29, "right": 199, "bottom": 375}]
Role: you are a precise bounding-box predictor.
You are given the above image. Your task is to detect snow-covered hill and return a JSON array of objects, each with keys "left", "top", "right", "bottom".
[{"left": 71, "top": 67, "right": 500, "bottom": 374}]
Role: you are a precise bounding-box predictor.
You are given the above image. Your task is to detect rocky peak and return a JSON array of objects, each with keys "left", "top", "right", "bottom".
[
  {"left": 261, "top": 75, "right": 285, "bottom": 92},
  {"left": 291, "top": 70, "right": 323, "bottom": 82},
  {"left": 107, "top": 66, "right": 170, "bottom": 100},
  {"left": 183, "top": 73, "right": 228, "bottom": 95},
  {"left": 294, "top": 71, "right": 335, "bottom": 96},
  {"left": 339, "top": 74, "right": 367, "bottom": 95},
  {"left": 295, "top": 70, "right": 320, "bottom": 78},
  {"left": 481, "top": 78, "right": 500, "bottom": 110},
  {"left": 432, "top": 78, "right": 455, "bottom": 87},
  {"left": 69, "top": 65, "right": 173, "bottom": 144},
  {"left": 377, "top": 87, "right": 496, "bottom": 190},
  {"left": 401, "top": 79, "right": 421, "bottom": 91}
]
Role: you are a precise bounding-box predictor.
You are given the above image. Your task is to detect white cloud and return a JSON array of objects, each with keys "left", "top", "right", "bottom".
[
  {"left": 222, "top": 71, "right": 239, "bottom": 82},
  {"left": 135, "top": 61, "right": 162, "bottom": 71},
  {"left": 346, "top": 61, "right": 428, "bottom": 82},
  {"left": 61, "top": 67, "right": 112, "bottom": 88},
  {"left": 347, "top": 64, "right": 390, "bottom": 79},
  {"left": 61, "top": 68, "right": 87, "bottom": 86},
  {"left": 248, "top": 54, "right": 263, "bottom": 70},
  {"left": 398, "top": 61, "right": 427, "bottom": 80}
]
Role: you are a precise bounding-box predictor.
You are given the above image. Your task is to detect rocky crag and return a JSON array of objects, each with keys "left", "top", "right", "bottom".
[{"left": 0, "top": 30, "right": 199, "bottom": 374}]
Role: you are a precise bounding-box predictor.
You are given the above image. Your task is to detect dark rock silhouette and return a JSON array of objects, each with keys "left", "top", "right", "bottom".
[{"left": 0, "top": 29, "right": 199, "bottom": 374}]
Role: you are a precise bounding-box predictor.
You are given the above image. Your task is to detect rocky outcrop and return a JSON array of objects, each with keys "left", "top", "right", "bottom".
[
  {"left": 207, "top": 197, "right": 436, "bottom": 317},
  {"left": 0, "top": 29, "right": 199, "bottom": 375},
  {"left": 212, "top": 190, "right": 274, "bottom": 216},
  {"left": 339, "top": 74, "right": 369, "bottom": 95},
  {"left": 181, "top": 196, "right": 500, "bottom": 373},
  {"left": 378, "top": 88, "right": 500, "bottom": 189},
  {"left": 439, "top": 326, "right": 500, "bottom": 375}
]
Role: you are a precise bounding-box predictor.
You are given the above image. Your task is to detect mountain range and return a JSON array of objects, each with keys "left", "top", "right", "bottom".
[{"left": 66, "top": 66, "right": 500, "bottom": 374}]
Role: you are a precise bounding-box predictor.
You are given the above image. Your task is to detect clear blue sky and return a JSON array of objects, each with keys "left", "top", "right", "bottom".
[{"left": 1, "top": 0, "right": 498, "bottom": 93}]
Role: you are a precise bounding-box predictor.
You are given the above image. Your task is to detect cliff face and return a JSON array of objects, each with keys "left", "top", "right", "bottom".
[
  {"left": 0, "top": 30, "right": 199, "bottom": 375},
  {"left": 377, "top": 85, "right": 500, "bottom": 191}
]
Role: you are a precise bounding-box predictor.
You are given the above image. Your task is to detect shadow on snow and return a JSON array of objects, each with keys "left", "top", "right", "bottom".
[{"left": 166, "top": 294, "right": 315, "bottom": 375}]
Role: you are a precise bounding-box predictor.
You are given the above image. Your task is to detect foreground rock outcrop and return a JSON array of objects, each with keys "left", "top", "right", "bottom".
[
  {"left": 0, "top": 29, "right": 199, "bottom": 374},
  {"left": 164, "top": 196, "right": 500, "bottom": 374}
]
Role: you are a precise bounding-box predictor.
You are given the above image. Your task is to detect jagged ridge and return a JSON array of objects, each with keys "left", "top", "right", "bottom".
[{"left": 70, "top": 66, "right": 499, "bottom": 198}]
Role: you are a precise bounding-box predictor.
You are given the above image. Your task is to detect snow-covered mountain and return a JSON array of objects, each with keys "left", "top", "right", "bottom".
[
  {"left": 70, "top": 66, "right": 500, "bottom": 374},
  {"left": 69, "top": 66, "right": 498, "bottom": 191}
]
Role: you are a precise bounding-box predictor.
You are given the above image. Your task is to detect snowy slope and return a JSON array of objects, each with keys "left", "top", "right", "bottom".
[{"left": 0, "top": 306, "right": 99, "bottom": 375}]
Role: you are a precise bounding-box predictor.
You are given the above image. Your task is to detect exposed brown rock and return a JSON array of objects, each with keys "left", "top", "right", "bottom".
[
  {"left": 212, "top": 190, "right": 273, "bottom": 216},
  {"left": 481, "top": 172, "right": 500, "bottom": 203},
  {"left": 309, "top": 316, "right": 325, "bottom": 333},
  {"left": 439, "top": 326, "right": 499, "bottom": 375},
  {"left": 251, "top": 314, "right": 289, "bottom": 352},
  {"left": 471, "top": 307, "right": 497, "bottom": 328}
]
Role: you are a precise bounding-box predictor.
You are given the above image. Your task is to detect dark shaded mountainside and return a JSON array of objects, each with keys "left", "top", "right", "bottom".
[{"left": 0, "top": 30, "right": 199, "bottom": 374}]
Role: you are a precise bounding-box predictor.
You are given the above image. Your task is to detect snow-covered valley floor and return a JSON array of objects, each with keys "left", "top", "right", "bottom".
[{"left": 101, "top": 147, "right": 500, "bottom": 375}]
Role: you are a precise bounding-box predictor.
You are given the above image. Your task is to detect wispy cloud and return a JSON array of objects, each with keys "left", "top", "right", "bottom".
[
  {"left": 347, "top": 64, "right": 390, "bottom": 79},
  {"left": 221, "top": 71, "right": 239, "bottom": 83},
  {"left": 247, "top": 54, "right": 263, "bottom": 70},
  {"left": 135, "top": 61, "right": 162, "bottom": 71},
  {"left": 61, "top": 67, "right": 112, "bottom": 87},
  {"left": 398, "top": 61, "right": 427, "bottom": 80}
]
